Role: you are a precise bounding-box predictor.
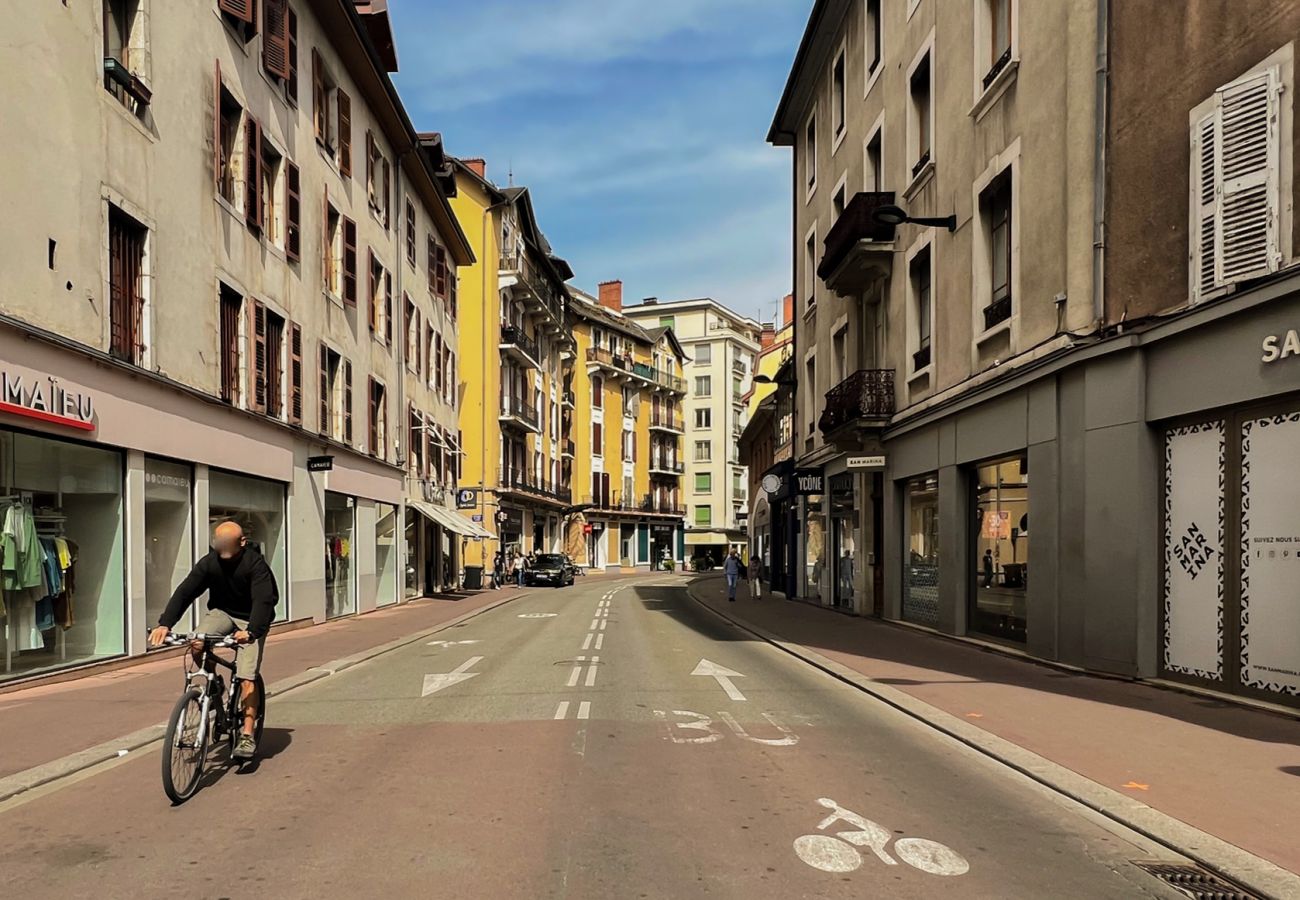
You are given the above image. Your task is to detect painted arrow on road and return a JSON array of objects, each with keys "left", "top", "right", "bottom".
[
  {"left": 422, "top": 656, "right": 484, "bottom": 697},
  {"left": 691, "top": 659, "right": 747, "bottom": 701}
]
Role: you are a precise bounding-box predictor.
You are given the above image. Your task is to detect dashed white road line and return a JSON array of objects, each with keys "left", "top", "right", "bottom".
[
  {"left": 554, "top": 701, "right": 571, "bottom": 720},
  {"left": 585, "top": 656, "right": 601, "bottom": 687},
  {"left": 599, "top": 620, "right": 607, "bottom": 631},
  {"left": 577, "top": 701, "right": 591, "bottom": 720},
  {"left": 590, "top": 618, "right": 601, "bottom": 630},
  {"left": 582, "top": 633, "right": 594, "bottom": 650},
  {"left": 594, "top": 633, "right": 604, "bottom": 650}
]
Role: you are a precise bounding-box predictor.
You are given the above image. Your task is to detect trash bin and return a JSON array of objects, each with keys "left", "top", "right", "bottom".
[{"left": 463, "top": 565, "right": 483, "bottom": 590}]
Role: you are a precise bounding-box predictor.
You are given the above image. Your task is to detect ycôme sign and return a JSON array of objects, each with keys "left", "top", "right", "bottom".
[
  {"left": 0, "top": 371, "right": 95, "bottom": 432},
  {"left": 793, "top": 468, "right": 824, "bottom": 495}
]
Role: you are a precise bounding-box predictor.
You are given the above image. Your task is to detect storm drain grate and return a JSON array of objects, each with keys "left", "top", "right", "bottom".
[{"left": 1132, "top": 862, "right": 1260, "bottom": 900}]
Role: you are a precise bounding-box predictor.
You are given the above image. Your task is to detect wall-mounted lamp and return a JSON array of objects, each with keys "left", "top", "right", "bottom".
[{"left": 871, "top": 204, "right": 956, "bottom": 232}]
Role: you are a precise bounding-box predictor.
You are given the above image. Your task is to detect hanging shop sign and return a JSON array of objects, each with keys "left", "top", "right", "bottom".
[
  {"left": 846, "top": 455, "right": 886, "bottom": 469},
  {"left": 456, "top": 488, "right": 479, "bottom": 510},
  {"left": 0, "top": 372, "right": 95, "bottom": 432},
  {"left": 472, "top": 514, "right": 484, "bottom": 523},
  {"left": 307, "top": 455, "right": 335, "bottom": 472},
  {"left": 981, "top": 510, "right": 1011, "bottom": 540},
  {"left": 793, "top": 469, "right": 824, "bottom": 496},
  {"left": 583, "top": 524, "right": 594, "bottom": 535},
  {"left": 761, "top": 474, "right": 783, "bottom": 494}
]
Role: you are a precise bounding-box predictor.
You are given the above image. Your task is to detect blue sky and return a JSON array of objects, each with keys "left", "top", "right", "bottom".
[{"left": 390, "top": 0, "right": 807, "bottom": 324}]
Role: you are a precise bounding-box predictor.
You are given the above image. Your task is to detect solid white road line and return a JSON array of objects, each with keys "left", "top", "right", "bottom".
[
  {"left": 582, "top": 633, "right": 594, "bottom": 650},
  {"left": 577, "top": 701, "right": 591, "bottom": 720},
  {"left": 595, "top": 633, "right": 604, "bottom": 650},
  {"left": 554, "top": 701, "right": 570, "bottom": 720}
]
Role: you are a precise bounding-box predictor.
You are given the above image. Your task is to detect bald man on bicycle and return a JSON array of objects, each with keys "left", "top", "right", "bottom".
[{"left": 149, "top": 521, "right": 279, "bottom": 760}]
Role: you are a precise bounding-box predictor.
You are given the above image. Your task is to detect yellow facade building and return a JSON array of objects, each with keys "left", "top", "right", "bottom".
[{"left": 564, "top": 282, "right": 688, "bottom": 570}]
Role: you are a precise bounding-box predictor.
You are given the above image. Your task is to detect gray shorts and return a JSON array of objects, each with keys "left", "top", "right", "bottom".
[{"left": 197, "top": 608, "right": 266, "bottom": 681}]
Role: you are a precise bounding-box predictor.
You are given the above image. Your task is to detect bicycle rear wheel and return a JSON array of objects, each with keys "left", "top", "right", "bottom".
[{"left": 161, "top": 687, "right": 208, "bottom": 804}]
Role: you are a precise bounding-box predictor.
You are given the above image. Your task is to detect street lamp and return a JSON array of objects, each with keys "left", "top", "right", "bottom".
[{"left": 871, "top": 203, "right": 956, "bottom": 232}]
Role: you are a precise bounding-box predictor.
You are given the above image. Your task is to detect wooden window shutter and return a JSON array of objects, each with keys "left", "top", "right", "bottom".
[
  {"left": 435, "top": 245, "right": 447, "bottom": 297},
  {"left": 368, "top": 250, "right": 378, "bottom": 333},
  {"left": 213, "top": 61, "right": 222, "bottom": 195},
  {"left": 383, "top": 158, "right": 392, "bottom": 230},
  {"left": 384, "top": 271, "right": 394, "bottom": 347},
  {"left": 343, "top": 217, "right": 357, "bottom": 304},
  {"left": 435, "top": 334, "right": 443, "bottom": 393},
  {"left": 1190, "top": 110, "right": 1219, "bottom": 302},
  {"left": 406, "top": 200, "right": 416, "bottom": 266},
  {"left": 1217, "top": 68, "right": 1281, "bottom": 286},
  {"left": 368, "top": 377, "right": 378, "bottom": 456},
  {"left": 343, "top": 359, "right": 354, "bottom": 444},
  {"left": 312, "top": 48, "right": 324, "bottom": 142},
  {"left": 318, "top": 342, "right": 329, "bottom": 434},
  {"left": 219, "top": 0, "right": 254, "bottom": 25},
  {"left": 450, "top": 265, "right": 458, "bottom": 318},
  {"left": 321, "top": 183, "right": 331, "bottom": 285},
  {"left": 286, "top": 7, "right": 298, "bottom": 103},
  {"left": 427, "top": 236, "right": 436, "bottom": 293},
  {"left": 365, "top": 130, "right": 374, "bottom": 193},
  {"left": 262, "top": 0, "right": 290, "bottom": 80},
  {"left": 286, "top": 162, "right": 301, "bottom": 262},
  {"left": 245, "top": 117, "right": 263, "bottom": 231},
  {"left": 289, "top": 322, "right": 303, "bottom": 425},
  {"left": 250, "top": 300, "right": 268, "bottom": 413},
  {"left": 338, "top": 89, "right": 352, "bottom": 176}
]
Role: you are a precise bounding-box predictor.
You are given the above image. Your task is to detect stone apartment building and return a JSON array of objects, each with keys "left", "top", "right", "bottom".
[
  {"left": 0, "top": 0, "right": 472, "bottom": 684},
  {"left": 621, "top": 298, "right": 760, "bottom": 565},
  {"left": 767, "top": 0, "right": 1300, "bottom": 707}
]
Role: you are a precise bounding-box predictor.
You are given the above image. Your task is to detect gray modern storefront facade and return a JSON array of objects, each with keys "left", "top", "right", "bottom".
[{"left": 884, "top": 276, "right": 1300, "bottom": 706}]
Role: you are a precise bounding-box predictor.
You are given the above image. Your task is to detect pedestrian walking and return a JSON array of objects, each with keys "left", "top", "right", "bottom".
[
  {"left": 513, "top": 553, "right": 526, "bottom": 587},
  {"left": 490, "top": 551, "right": 503, "bottom": 590},
  {"left": 982, "top": 549, "right": 994, "bottom": 588},
  {"left": 724, "top": 549, "right": 742, "bottom": 601},
  {"left": 748, "top": 555, "right": 764, "bottom": 599}
]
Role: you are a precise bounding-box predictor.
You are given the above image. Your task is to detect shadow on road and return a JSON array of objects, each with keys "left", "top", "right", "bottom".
[
  {"left": 193, "top": 728, "right": 295, "bottom": 789},
  {"left": 634, "top": 584, "right": 749, "bottom": 643}
]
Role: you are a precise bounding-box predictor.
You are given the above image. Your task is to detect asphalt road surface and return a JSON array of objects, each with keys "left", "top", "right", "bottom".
[{"left": 0, "top": 576, "right": 1194, "bottom": 899}]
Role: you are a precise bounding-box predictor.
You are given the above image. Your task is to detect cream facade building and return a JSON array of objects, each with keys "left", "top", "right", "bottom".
[
  {"left": 621, "top": 299, "right": 760, "bottom": 564},
  {"left": 0, "top": 0, "right": 471, "bottom": 684}
]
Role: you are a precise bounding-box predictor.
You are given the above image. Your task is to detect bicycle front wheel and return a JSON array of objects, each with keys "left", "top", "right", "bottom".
[
  {"left": 161, "top": 687, "right": 208, "bottom": 804},
  {"left": 252, "top": 674, "right": 266, "bottom": 745}
]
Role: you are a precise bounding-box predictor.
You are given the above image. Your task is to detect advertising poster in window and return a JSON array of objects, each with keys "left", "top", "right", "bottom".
[
  {"left": 1240, "top": 414, "right": 1300, "bottom": 696},
  {"left": 1162, "top": 422, "right": 1224, "bottom": 682}
]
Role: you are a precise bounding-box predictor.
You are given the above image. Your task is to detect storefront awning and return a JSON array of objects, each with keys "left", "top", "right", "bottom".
[
  {"left": 684, "top": 531, "right": 730, "bottom": 546},
  {"left": 409, "top": 501, "right": 495, "bottom": 540}
]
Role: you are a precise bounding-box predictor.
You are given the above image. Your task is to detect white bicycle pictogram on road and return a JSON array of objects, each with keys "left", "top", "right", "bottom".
[{"left": 793, "top": 798, "right": 970, "bottom": 877}]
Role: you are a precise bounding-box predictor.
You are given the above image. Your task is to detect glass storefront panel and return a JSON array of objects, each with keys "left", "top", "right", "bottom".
[
  {"left": 803, "top": 494, "right": 825, "bottom": 601},
  {"left": 1, "top": 431, "right": 124, "bottom": 682},
  {"left": 145, "top": 458, "right": 193, "bottom": 632},
  {"left": 829, "top": 474, "right": 858, "bottom": 610},
  {"left": 404, "top": 507, "right": 420, "bottom": 600},
  {"left": 904, "top": 475, "right": 940, "bottom": 627},
  {"left": 972, "top": 457, "right": 1028, "bottom": 642},
  {"left": 375, "top": 502, "right": 398, "bottom": 607},
  {"left": 209, "top": 469, "right": 288, "bottom": 623},
  {"left": 325, "top": 492, "right": 355, "bottom": 617}
]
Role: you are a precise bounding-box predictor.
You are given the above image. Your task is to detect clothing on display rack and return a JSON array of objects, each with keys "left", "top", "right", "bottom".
[{"left": 2, "top": 499, "right": 79, "bottom": 662}]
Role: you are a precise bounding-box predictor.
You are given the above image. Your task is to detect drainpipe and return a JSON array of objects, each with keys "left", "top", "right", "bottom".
[{"left": 1092, "top": 0, "right": 1109, "bottom": 328}]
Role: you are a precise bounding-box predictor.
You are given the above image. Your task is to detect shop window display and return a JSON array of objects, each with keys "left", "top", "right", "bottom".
[
  {"left": 404, "top": 507, "right": 420, "bottom": 600},
  {"left": 375, "top": 502, "right": 398, "bottom": 606},
  {"left": 904, "top": 475, "right": 940, "bottom": 627},
  {"left": 145, "top": 458, "right": 194, "bottom": 632},
  {"left": 829, "top": 474, "right": 858, "bottom": 610},
  {"left": 325, "top": 492, "right": 355, "bottom": 617},
  {"left": 0, "top": 431, "right": 125, "bottom": 682},
  {"left": 972, "top": 457, "right": 1028, "bottom": 642},
  {"left": 804, "top": 493, "right": 826, "bottom": 601},
  {"left": 209, "top": 469, "right": 288, "bottom": 623}
]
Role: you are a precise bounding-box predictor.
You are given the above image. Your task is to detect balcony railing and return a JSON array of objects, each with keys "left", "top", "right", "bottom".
[
  {"left": 582, "top": 493, "right": 685, "bottom": 517},
  {"left": 650, "top": 408, "right": 685, "bottom": 432},
  {"left": 562, "top": 439, "right": 576, "bottom": 458},
  {"left": 650, "top": 458, "right": 685, "bottom": 475},
  {"left": 586, "top": 347, "right": 635, "bottom": 375},
  {"left": 563, "top": 390, "right": 576, "bottom": 408},
  {"left": 655, "top": 369, "right": 686, "bottom": 393},
  {"left": 499, "top": 392, "right": 540, "bottom": 431},
  {"left": 818, "top": 369, "right": 896, "bottom": 435},
  {"left": 817, "top": 191, "right": 898, "bottom": 285},
  {"left": 500, "top": 248, "right": 564, "bottom": 325},
  {"left": 499, "top": 323, "right": 540, "bottom": 367},
  {"left": 497, "top": 469, "right": 572, "bottom": 504}
]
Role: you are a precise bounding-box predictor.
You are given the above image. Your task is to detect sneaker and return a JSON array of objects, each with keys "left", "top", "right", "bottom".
[{"left": 232, "top": 734, "right": 257, "bottom": 761}]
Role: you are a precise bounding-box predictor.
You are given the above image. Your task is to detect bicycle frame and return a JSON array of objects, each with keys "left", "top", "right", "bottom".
[{"left": 170, "top": 633, "right": 243, "bottom": 752}]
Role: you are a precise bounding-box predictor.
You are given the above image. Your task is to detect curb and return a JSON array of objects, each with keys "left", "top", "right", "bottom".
[
  {"left": 0, "top": 589, "right": 531, "bottom": 806},
  {"left": 682, "top": 577, "right": 1299, "bottom": 900}
]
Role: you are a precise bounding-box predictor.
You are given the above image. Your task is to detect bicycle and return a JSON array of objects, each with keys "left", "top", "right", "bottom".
[
  {"left": 157, "top": 632, "right": 266, "bottom": 804},
  {"left": 793, "top": 797, "right": 969, "bottom": 877}
]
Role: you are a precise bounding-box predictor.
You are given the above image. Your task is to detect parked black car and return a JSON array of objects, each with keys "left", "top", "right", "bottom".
[
  {"left": 561, "top": 554, "right": 581, "bottom": 580},
  {"left": 527, "top": 553, "right": 574, "bottom": 588}
]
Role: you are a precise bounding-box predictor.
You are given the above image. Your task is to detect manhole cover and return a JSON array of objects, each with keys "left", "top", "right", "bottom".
[{"left": 1132, "top": 862, "right": 1260, "bottom": 900}]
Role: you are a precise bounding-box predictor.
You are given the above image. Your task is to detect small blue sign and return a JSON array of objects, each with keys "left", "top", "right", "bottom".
[{"left": 472, "top": 514, "right": 484, "bottom": 523}]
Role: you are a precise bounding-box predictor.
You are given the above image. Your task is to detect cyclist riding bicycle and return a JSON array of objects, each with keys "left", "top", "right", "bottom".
[{"left": 148, "top": 520, "right": 279, "bottom": 761}]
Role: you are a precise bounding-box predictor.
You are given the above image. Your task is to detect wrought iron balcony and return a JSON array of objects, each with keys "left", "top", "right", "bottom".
[
  {"left": 650, "top": 458, "right": 685, "bottom": 476},
  {"left": 586, "top": 347, "right": 635, "bottom": 377},
  {"left": 562, "top": 439, "right": 576, "bottom": 459},
  {"left": 818, "top": 369, "right": 895, "bottom": 436},
  {"left": 498, "top": 392, "right": 541, "bottom": 433},
  {"left": 817, "top": 191, "right": 898, "bottom": 296},
  {"left": 650, "top": 408, "right": 685, "bottom": 433},
  {"left": 563, "top": 390, "right": 576, "bottom": 408},
  {"left": 582, "top": 492, "right": 685, "bottom": 517},
  {"left": 497, "top": 468, "right": 571, "bottom": 504},
  {"left": 499, "top": 323, "right": 540, "bottom": 368}
]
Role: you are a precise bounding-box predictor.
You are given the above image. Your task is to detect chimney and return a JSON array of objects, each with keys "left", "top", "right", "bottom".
[
  {"left": 463, "top": 158, "right": 487, "bottom": 179},
  {"left": 598, "top": 280, "right": 623, "bottom": 312},
  {"left": 760, "top": 322, "right": 776, "bottom": 350},
  {"left": 781, "top": 293, "right": 794, "bottom": 329}
]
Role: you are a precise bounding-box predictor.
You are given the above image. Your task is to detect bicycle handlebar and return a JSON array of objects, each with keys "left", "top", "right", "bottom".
[{"left": 157, "top": 632, "right": 242, "bottom": 649}]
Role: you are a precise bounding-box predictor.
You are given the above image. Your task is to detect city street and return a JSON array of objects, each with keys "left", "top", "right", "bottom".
[{"left": 0, "top": 575, "right": 1191, "bottom": 899}]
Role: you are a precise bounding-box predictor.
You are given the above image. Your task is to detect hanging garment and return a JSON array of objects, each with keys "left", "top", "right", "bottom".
[
  {"left": 2, "top": 505, "right": 43, "bottom": 592},
  {"left": 54, "top": 537, "right": 71, "bottom": 571},
  {"left": 35, "top": 596, "right": 55, "bottom": 632},
  {"left": 39, "top": 539, "right": 64, "bottom": 598}
]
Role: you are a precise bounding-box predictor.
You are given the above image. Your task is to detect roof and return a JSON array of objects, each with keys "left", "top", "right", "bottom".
[
  {"left": 643, "top": 325, "right": 688, "bottom": 361},
  {"left": 450, "top": 157, "right": 507, "bottom": 204},
  {"left": 621, "top": 296, "right": 763, "bottom": 334},
  {"left": 568, "top": 290, "right": 654, "bottom": 344},
  {"left": 767, "top": 0, "right": 849, "bottom": 146}
]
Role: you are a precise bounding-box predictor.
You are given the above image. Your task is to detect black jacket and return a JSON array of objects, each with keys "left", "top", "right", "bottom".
[{"left": 158, "top": 544, "right": 280, "bottom": 639}]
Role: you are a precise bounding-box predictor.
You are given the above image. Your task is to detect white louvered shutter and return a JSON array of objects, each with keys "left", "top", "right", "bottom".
[
  {"left": 1216, "top": 67, "right": 1281, "bottom": 286},
  {"left": 1189, "top": 110, "right": 1219, "bottom": 303}
]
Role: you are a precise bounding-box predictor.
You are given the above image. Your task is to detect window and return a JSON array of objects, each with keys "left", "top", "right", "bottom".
[
  {"left": 424, "top": 323, "right": 434, "bottom": 385},
  {"left": 246, "top": 300, "right": 284, "bottom": 417},
  {"left": 592, "top": 375, "right": 603, "bottom": 408},
  {"left": 262, "top": 0, "right": 291, "bottom": 82},
  {"left": 434, "top": 245, "right": 448, "bottom": 299},
  {"left": 833, "top": 181, "right": 847, "bottom": 221},
  {"left": 832, "top": 49, "right": 846, "bottom": 141},
  {"left": 593, "top": 422, "right": 603, "bottom": 454},
  {"left": 695, "top": 473, "right": 712, "bottom": 493},
  {"left": 217, "top": 85, "right": 241, "bottom": 206},
  {"left": 659, "top": 315, "right": 676, "bottom": 330},
  {"left": 695, "top": 375, "right": 712, "bottom": 397},
  {"left": 982, "top": 172, "right": 1013, "bottom": 329},
  {"left": 983, "top": 0, "right": 1014, "bottom": 89},
  {"left": 108, "top": 205, "right": 146, "bottom": 365},
  {"left": 695, "top": 408, "right": 712, "bottom": 429},
  {"left": 435, "top": 334, "right": 444, "bottom": 394},
  {"left": 805, "top": 114, "right": 817, "bottom": 193},
  {"left": 312, "top": 50, "right": 350, "bottom": 172},
  {"left": 804, "top": 228, "right": 817, "bottom": 313},
  {"left": 622, "top": 430, "right": 636, "bottom": 462},
  {"left": 266, "top": 307, "right": 286, "bottom": 419},
  {"left": 865, "top": 0, "right": 882, "bottom": 84},
  {"left": 369, "top": 251, "right": 392, "bottom": 344},
  {"left": 1191, "top": 62, "right": 1283, "bottom": 300},
  {"left": 366, "top": 131, "right": 391, "bottom": 227},
  {"left": 285, "top": 162, "right": 301, "bottom": 262},
  {"left": 695, "top": 506, "right": 712, "bottom": 527},
  {"left": 405, "top": 296, "right": 419, "bottom": 371},
  {"left": 285, "top": 7, "right": 299, "bottom": 104},
  {"left": 343, "top": 216, "right": 357, "bottom": 303},
  {"left": 319, "top": 346, "right": 350, "bottom": 442},
  {"left": 865, "top": 124, "right": 883, "bottom": 192},
  {"left": 695, "top": 342, "right": 713, "bottom": 365},
  {"left": 104, "top": 0, "right": 149, "bottom": 114},
  {"left": 911, "top": 245, "right": 932, "bottom": 371},
  {"left": 832, "top": 326, "right": 848, "bottom": 385},
  {"left": 695, "top": 440, "right": 712, "bottom": 462},
  {"left": 409, "top": 407, "right": 423, "bottom": 476},
  {"left": 219, "top": 0, "right": 258, "bottom": 40},
  {"left": 805, "top": 356, "right": 816, "bottom": 450},
  {"left": 368, "top": 378, "right": 387, "bottom": 459},
  {"left": 405, "top": 198, "right": 416, "bottom": 267},
  {"left": 288, "top": 322, "right": 303, "bottom": 425},
  {"left": 219, "top": 284, "right": 243, "bottom": 405},
  {"left": 324, "top": 201, "right": 342, "bottom": 296},
  {"left": 260, "top": 137, "right": 285, "bottom": 247},
  {"left": 909, "top": 51, "right": 932, "bottom": 179}
]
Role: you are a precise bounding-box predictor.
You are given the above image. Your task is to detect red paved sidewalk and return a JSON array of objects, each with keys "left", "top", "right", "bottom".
[
  {"left": 0, "top": 590, "right": 522, "bottom": 781},
  {"left": 689, "top": 576, "right": 1300, "bottom": 876}
]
